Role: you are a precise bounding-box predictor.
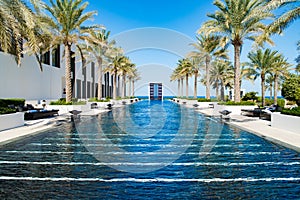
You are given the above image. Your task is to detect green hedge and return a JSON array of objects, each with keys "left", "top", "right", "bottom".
[
  {"left": 256, "top": 98, "right": 285, "bottom": 107},
  {"left": 88, "top": 97, "right": 110, "bottom": 102},
  {"left": 0, "top": 98, "right": 25, "bottom": 107},
  {"left": 0, "top": 107, "right": 16, "bottom": 115},
  {"left": 0, "top": 98, "right": 24, "bottom": 115},
  {"left": 50, "top": 98, "right": 72, "bottom": 105},
  {"left": 281, "top": 107, "right": 300, "bottom": 117},
  {"left": 218, "top": 101, "right": 256, "bottom": 106},
  {"left": 197, "top": 98, "right": 217, "bottom": 102},
  {"left": 50, "top": 98, "right": 86, "bottom": 105}
]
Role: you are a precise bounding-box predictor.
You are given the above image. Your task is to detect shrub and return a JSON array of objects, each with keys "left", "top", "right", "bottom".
[
  {"left": 281, "top": 74, "right": 300, "bottom": 106},
  {"left": 264, "top": 98, "right": 274, "bottom": 106},
  {"left": 242, "top": 92, "right": 258, "bottom": 101},
  {"left": 89, "top": 97, "right": 110, "bottom": 102},
  {"left": 0, "top": 98, "right": 25, "bottom": 107},
  {"left": 197, "top": 98, "right": 218, "bottom": 102},
  {"left": 219, "top": 101, "right": 256, "bottom": 106},
  {"left": 0, "top": 107, "right": 16, "bottom": 115},
  {"left": 50, "top": 98, "right": 72, "bottom": 105},
  {"left": 50, "top": 98, "right": 86, "bottom": 105},
  {"left": 281, "top": 107, "right": 300, "bottom": 117},
  {"left": 277, "top": 99, "right": 285, "bottom": 108}
]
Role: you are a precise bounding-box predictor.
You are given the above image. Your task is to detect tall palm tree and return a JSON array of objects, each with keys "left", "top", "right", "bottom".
[
  {"left": 272, "top": 55, "right": 292, "bottom": 105},
  {"left": 199, "top": 0, "right": 274, "bottom": 102},
  {"left": 119, "top": 58, "right": 135, "bottom": 98},
  {"left": 170, "top": 66, "right": 184, "bottom": 97},
  {"left": 265, "top": 74, "right": 275, "bottom": 100},
  {"left": 189, "top": 34, "right": 227, "bottom": 99},
  {"left": 210, "top": 59, "right": 233, "bottom": 101},
  {"left": 128, "top": 67, "right": 140, "bottom": 97},
  {"left": 189, "top": 57, "right": 203, "bottom": 99},
  {"left": 246, "top": 48, "right": 282, "bottom": 107},
  {"left": 80, "top": 29, "right": 115, "bottom": 100},
  {"left": 178, "top": 58, "right": 193, "bottom": 98},
  {"left": 107, "top": 55, "right": 127, "bottom": 100},
  {"left": 41, "top": 0, "right": 97, "bottom": 102}
]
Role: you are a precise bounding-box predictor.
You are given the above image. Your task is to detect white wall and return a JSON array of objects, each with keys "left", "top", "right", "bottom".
[
  {"left": 0, "top": 45, "right": 102, "bottom": 101},
  {"left": 271, "top": 112, "right": 300, "bottom": 134},
  {"left": 0, "top": 112, "right": 24, "bottom": 131},
  {"left": 0, "top": 51, "right": 64, "bottom": 100}
]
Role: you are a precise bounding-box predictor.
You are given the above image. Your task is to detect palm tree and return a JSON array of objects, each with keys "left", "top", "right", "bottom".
[
  {"left": 189, "top": 57, "right": 203, "bottom": 99},
  {"left": 128, "top": 67, "right": 140, "bottom": 97},
  {"left": 178, "top": 58, "right": 193, "bottom": 98},
  {"left": 199, "top": 0, "right": 274, "bottom": 102},
  {"left": 189, "top": 34, "right": 227, "bottom": 99},
  {"left": 0, "top": 0, "right": 39, "bottom": 65},
  {"left": 80, "top": 29, "right": 115, "bottom": 100},
  {"left": 266, "top": 0, "right": 300, "bottom": 34},
  {"left": 107, "top": 55, "right": 127, "bottom": 100},
  {"left": 246, "top": 48, "right": 282, "bottom": 107},
  {"left": 265, "top": 74, "right": 275, "bottom": 100},
  {"left": 119, "top": 58, "right": 135, "bottom": 98},
  {"left": 272, "top": 56, "right": 292, "bottom": 105},
  {"left": 170, "top": 66, "right": 183, "bottom": 97},
  {"left": 41, "top": 0, "right": 97, "bottom": 102},
  {"left": 210, "top": 59, "right": 233, "bottom": 101}
]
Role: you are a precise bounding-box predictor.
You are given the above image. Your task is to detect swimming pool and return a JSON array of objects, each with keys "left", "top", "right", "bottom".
[{"left": 0, "top": 100, "right": 299, "bottom": 199}]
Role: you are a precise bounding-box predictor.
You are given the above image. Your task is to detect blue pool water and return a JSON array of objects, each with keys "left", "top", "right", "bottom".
[{"left": 0, "top": 100, "right": 299, "bottom": 199}]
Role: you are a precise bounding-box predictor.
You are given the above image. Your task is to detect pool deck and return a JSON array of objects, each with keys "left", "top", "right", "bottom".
[
  {"left": 1, "top": 105, "right": 300, "bottom": 153},
  {"left": 196, "top": 108, "right": 300, "bottom": 152},
  {"left": 0, "top": 109, "right": 110, "bottom": 146},
  {"left": 0, "top": 116, "right": 67, "bottom": 146}
]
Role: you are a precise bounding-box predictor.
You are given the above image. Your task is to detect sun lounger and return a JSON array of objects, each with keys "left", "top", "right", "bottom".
[
  {"left": 24, "top": 109, "right": 59, "bottom": 120},
  {"left": 241, "top": 108, "right": 271, "bottom": 121}
]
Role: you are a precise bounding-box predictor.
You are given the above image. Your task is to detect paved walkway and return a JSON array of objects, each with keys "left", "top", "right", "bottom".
[
  {"left": 196, "top": 108, "right": 300, "bottom": 152},
  {"left": 0, "top": 116, "right": 68, "bottom": 145},
  {"left": 0, "top": 109, "right": 110, "bottom": 145}
]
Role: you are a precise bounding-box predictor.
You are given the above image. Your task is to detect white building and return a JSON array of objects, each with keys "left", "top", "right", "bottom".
[
  {"left": 0, "top": 45, "right": 116, "bottom": 102},
  {"left": 228, "top": 88, "right": 246, "bottom": 101}
]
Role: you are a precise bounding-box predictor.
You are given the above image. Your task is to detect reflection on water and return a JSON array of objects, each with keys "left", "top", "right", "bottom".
[{"left": 0, "top": 100, "right": 299, "bottom": 199}]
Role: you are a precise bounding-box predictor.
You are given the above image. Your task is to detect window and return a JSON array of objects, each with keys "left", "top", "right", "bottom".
[
  {"left": 41, "top": 51, "right": 50, "bottom": 65},
  {"left": 52, "top": 45, "right": 60, "bottom": 68}
]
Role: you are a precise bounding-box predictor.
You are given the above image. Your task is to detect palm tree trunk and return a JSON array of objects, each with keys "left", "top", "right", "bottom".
[
  {"left": 113, "top": 71, "right": 117, "bottom": 100},
  {"left": 233, "top": 44, "right": 241, "bottom": 102},
  {"left": 65, "top": 43, "right": 72, "bottom": 103},
  {"left": 205, "top": 56, "right": 211, "bottom": 99},
  {"left": 177, "top": 79, "right": 180, "bottom": 97},
  {"left": 261, "top": 74, "right": 266, "bottom": 107},
  {"left": 274, "top": 75, "right": 279, "bottom": 105},
  {"left": 269, "top": 83, "right": 273, "bottom": 101},
  {"left": 128, "top": 78, "right": 132, "bottom": 97},
  {"left": 122, "top": 74, "right": 126, "bottom": 98},
  {"left": 132, "top": 80, "right": 135, "bottom": 97},
  {"left": 220, "top": 81, "right": 225, "bottom": 101},
  {"left": 216, "top": 85, "right": 219, "bottom": 100},
  {"left": 181, "top": 78, "right": 183, "bottom": 98},
  {"left": 186, "top": 73, "right": 189, "bottom": 98},
  {"left": 97, "top": 58, "right": 103, "bottom": 100},
  {"left": 117, "top": 76, "right": 120, "bottom": 97},
  {"left": 194, "top": 72, "right": 198, "bottom": 99}
]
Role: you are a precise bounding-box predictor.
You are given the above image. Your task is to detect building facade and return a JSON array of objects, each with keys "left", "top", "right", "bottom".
[{"left": 0, "top": 45, "right": 116, "bottom": 102}]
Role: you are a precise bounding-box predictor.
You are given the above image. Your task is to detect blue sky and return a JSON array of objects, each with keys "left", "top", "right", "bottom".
[{"left": 87, "top": 0, "right": 300, "bottom": 96}]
